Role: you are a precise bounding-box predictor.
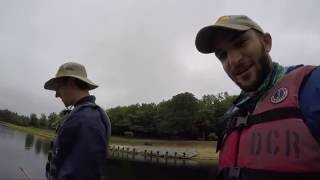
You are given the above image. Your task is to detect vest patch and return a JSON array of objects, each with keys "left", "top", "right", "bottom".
[{"left": 270, "top": 87, "right": 288, "bottom": 104}]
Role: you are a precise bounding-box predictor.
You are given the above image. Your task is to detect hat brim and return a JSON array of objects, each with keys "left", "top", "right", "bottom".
[
  {"left": 195, "top": 24, "right": 250, "bottom": 54},
  {"left": 44, "top": 75, "right": 98, "bottom": 91}
]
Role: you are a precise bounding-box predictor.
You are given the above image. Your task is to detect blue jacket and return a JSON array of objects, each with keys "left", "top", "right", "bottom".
[
  {"left": 299, "top": 66, "right": 320, "bottom": 141},
  {"left": 52, "top": 95, "right": 110, "bottom": 180}
]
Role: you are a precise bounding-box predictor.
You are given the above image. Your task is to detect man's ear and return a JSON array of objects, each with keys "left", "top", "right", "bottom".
[{"left": 263, "top": 32, "right": 272, "bottom": 52}]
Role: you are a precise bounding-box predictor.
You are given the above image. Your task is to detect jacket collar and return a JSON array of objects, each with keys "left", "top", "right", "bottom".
[{"left": 74, "top": 95, "right": 96, "bottom": 107}]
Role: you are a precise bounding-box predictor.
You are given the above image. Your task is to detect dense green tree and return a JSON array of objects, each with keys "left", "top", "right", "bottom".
[
  {"left": 47, "top": 112, "right": 61, "bottom": 129},
  {"left": 19, "top": 115, "right": 31, "bottom": 126},
  {"left": 156, "top": 92, "right": 200, "bottom": 138},
  {"left": 107, "top": 106, "right": 132, "bottom": 135},
  {"left": 39, "top": 113, "right": 48, "bottom": 128},
  {"left": 30, "top": 113, "right": 40, "bottom": 127},
  {"left": 129, "top": 103, "right": 158, "bottom": 137}
]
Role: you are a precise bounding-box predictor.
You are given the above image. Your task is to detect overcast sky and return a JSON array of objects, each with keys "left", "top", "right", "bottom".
[{"left": 0, "top": 0, "right": 319, "bottom": 116}]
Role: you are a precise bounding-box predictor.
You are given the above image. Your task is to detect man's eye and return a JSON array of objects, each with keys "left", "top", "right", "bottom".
[{"left": 234, "top": 39, "right": 247, "bottom": 48}]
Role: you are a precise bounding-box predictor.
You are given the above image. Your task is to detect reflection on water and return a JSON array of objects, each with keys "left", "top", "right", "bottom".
[
  {"left": 107, "top": 158, "right": 217, "bottom": 180},
  {"left": 24, "top": 134, "right": 51, "bottom": 156},
  {"left": 35, "top": 138, "right": 43, "bottom": 154},
  {"left": 0, "top": 125, "right": 48, "bottom": 179},
  {"left": 25, "top": 134, "right": 34, "bottom": 150},
  {"left": 0, "top": 125, "right": 15, "bottom": 139},
  {"left": 42, "top": 140, "right": 51, "bottom": 154}
]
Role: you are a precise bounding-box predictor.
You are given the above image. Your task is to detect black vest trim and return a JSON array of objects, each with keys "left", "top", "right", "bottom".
[{"left": 217, "top": 167, "right": 320, "bottom": 180}]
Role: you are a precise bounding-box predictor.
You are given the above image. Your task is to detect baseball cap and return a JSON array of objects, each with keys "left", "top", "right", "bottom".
[{"left": 195, "top": 15, "right": 264, "bottom": 54}]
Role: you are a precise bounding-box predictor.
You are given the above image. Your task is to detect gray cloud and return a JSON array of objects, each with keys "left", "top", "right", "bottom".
[{"left": 0, "top": 0, "right": 319, "bottom": 115}]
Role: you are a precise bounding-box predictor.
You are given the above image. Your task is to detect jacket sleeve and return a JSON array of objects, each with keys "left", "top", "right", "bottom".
[
  {"left": 299, "top": 66, "right": 320, "bottom": 141},
  {"left": 58, "top": 109, "right": 107, "bottom": 180}
]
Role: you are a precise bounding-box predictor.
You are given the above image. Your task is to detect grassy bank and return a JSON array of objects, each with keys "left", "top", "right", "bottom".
[
  {"left": 0, "top": 121, "right": 218, "bottom": 164},
  {"left": 111, "top": 136, "right": 218, "bottom": 162},
  {"left": 0, "top": 121, "right": 54, "bottom": 139}
]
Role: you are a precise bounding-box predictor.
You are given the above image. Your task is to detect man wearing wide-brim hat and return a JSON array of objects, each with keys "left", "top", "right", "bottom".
[{"left": 44, "top": 62, "right": 111, "bottom": 180}]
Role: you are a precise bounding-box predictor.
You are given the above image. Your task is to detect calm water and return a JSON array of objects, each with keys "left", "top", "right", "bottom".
[
  {"left": 0, "top": 125, "right": 49, "bottom": 179},
  {"left": 0, "top": 124, "right": 217, "bottom": 180}
]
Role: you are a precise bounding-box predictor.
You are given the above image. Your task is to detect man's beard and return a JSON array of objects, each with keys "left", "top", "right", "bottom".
[{"left": 239, "top": 47, "right": 272, "bottom": 92}]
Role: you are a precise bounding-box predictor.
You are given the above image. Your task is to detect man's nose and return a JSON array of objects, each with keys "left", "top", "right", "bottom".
[{"left": 227, "top": 48, "right": 242, "bottom": 66}]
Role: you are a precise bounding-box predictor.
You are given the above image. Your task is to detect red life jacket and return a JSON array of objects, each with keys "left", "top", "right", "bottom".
[{"left": 218, "top": 66, "right": 320, "bottom": 180}]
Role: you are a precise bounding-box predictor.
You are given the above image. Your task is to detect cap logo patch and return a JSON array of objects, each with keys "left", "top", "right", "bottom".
[
  {"left": 216, "top": 16, "right": 230, "bottom": 24},
  {"left": 270, "top": 87, "right": 288, "bottom": 104}
]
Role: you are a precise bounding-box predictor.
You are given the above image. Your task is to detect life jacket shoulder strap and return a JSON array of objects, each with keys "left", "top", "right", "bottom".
[
  {"left": 226, "top": 107, "right": 303, "bottom": 131},
  {"left": 216, "top": 107, "right": 303, "bottom": 152}
]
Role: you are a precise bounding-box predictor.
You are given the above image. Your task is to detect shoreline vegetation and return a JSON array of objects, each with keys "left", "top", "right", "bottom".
[
  {"left": 0, "top": 121, "right": 218, "bottom": 165},
  {"left": 0, "top": 92, "right": 236, "bottom": 141}
]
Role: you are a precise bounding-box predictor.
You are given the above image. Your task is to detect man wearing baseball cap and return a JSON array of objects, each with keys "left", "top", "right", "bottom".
[
  {"left": 44, "top": 62, "right": 111, "bottom": 180},
  {"left": 195, "top": 15, "right": 320, "bottom": 179}
]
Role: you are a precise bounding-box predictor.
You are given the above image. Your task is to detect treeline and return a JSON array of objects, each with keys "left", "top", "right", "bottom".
[
  {"left": 108, "top": 92, "right": 236, "bottom": 140},
  {"left": 0, "top": 92, "right": 236, "bottom": 140},
  {"left": 0, "top": 109, "right": 63, "bottom": 130}
]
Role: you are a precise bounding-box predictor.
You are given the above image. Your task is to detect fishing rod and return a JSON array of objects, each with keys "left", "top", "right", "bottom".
[{"left": 19, "top": 167, "right": 32, "bottom": 180}]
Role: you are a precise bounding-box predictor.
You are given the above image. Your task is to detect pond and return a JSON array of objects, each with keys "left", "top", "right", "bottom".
[{"left": 0, "top": 124, "right": 217, "bottom": 179}]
